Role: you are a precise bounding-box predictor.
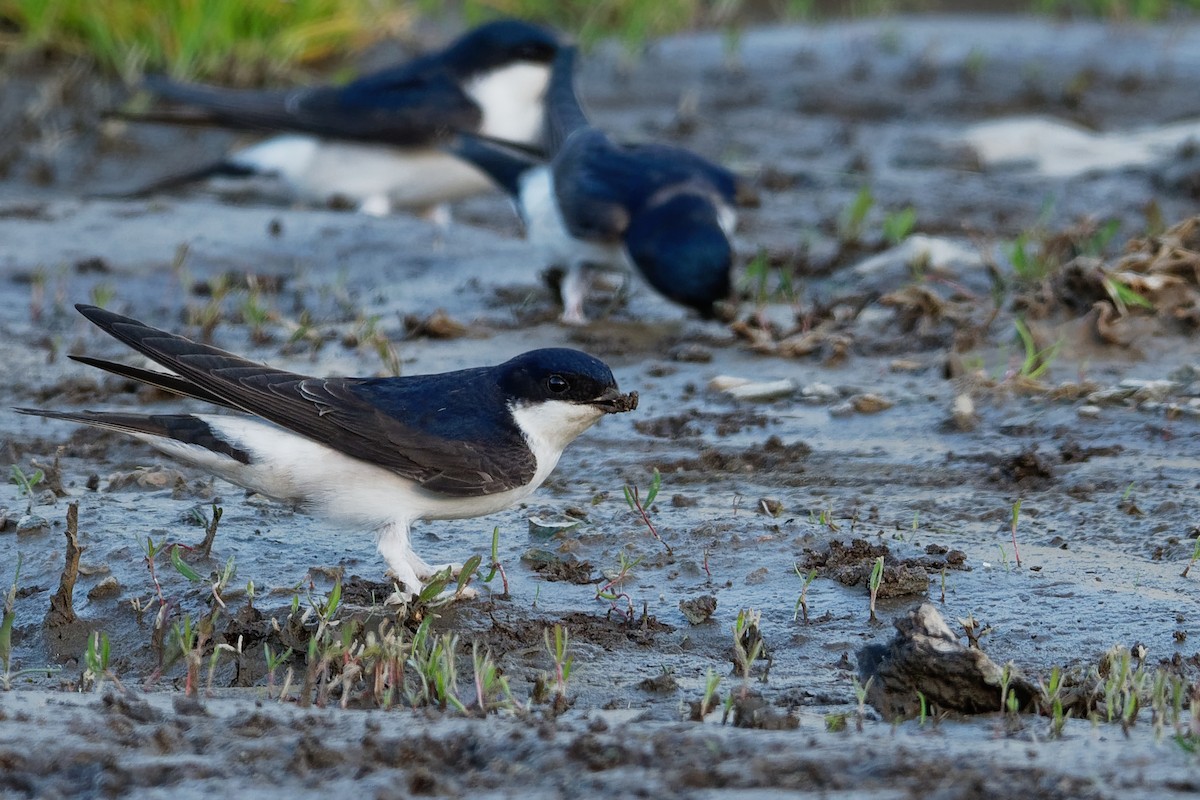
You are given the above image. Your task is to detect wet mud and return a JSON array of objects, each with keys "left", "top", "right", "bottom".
[{"left": 3, "top": 15, "right": 1200, "bottom": 798}]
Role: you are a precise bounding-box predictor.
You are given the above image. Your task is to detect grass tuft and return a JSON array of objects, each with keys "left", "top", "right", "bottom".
[{"left": 0, "top": 0, "right": 412, "bottom": 82}]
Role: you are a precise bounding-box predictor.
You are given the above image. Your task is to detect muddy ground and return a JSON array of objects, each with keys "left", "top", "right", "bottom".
[{"left": 3, "top": 15, "right": 1200, "bottom": 798}]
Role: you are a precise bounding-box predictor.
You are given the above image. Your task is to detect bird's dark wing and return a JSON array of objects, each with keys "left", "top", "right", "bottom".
[
  {"left": 443, "top": 133, "right": 545, "bottom": 197},
  {"left": 543, "top": 46, "right": 589, "bottom": 157},
  {"left": 553, "top": 132, "right": 744, "bottom": 242},
  {"left": 142, "top": 69, "right": 482, "bottom": 146},
  {"left": 72, "top": 305, "right": 534, "bottom": 496}
]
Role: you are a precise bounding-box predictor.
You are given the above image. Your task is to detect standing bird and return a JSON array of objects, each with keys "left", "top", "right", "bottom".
[
  {"left": 448, "top": 46, "right": 756, "bottom": 323},
  {"left": 17, "top": 305, "right": 637, "bottom": 599},
  {"left": 112, "top": 19, "right": 561, "bottom": 219}
]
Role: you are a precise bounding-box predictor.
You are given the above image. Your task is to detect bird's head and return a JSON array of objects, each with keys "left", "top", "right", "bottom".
[
  {"left": 445, "top": 19, "right": 561, "bottom": 78},
  {"left": 499, "top": 348, "right": 637, "bottom": 451},
  {"left": 625, "top": 193, "right": 734, "bottom": 319}
]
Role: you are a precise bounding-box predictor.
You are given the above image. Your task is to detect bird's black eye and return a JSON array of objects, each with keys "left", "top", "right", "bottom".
[{"left": 547, "top": 374, "right": 569, "bottom": 393}]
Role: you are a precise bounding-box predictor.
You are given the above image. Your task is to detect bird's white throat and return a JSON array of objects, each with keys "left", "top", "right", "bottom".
[
  {"left": 465, "top": 61, "right": 551, "bottom": 144},
  {"left": 510, "top": 399, "right": 607, "bottom": 474}
]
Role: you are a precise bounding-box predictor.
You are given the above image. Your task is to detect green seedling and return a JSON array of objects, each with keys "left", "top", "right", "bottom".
[
  {"left": 1009, "top": 500, "right": 1024, "bottom": 569},
  {"left": 82, "top": 631, "right": 113, "bottom": 692},
  {"left": 263, "top": 643, "right": 293, "bottom": 699},
  {"left": 9, "top": 464, "right": 45, "bottom": 514},
  {"left": 917, "top": 691, "right": 928, "bottom": 726},
  {"left": 481, "top": 526, "right": 510, "bottom": 596},
  {"left": 839, "top": 186, "right": 875, "bottom": 244},
  {"left": 1102, "top": 275, "right": 1153, "bottom": 316},
  {"left": 595, "top": 551, "right": 642, "bottom": 620},
  {"left": 1008, "top": 232, "right": 1058, "bottom": 284},
  {"left": 624, "top": 468, "right": 671, "bottom": 554},
  {"left": 732, "top": 608, "right": 766, "bottom": 689},
  {"left": 852, "top": 675, "right": 873, "bottom": 732},
  {"left": 792, "top": 564, "right": 818, "bottom": 623},
  {"left": 471, "top": 641, "right": 518, "bottom": 715},
  {"left": 867, "top": 556, "right": 884, "bottom": 623},
  {"left": 543, "top": 623, "right": 573, "bottom": 708},
  {"left": 1183, "top": 537, "right": 1200, "bottom": 578},
  {"left": 1013, "top": 317, "right": 1062, "bottom": 381},
  {"left": 698, "top": 667, "right": 722, "bottom": 719},
  {"left": 1039, "top": 665, "right": 1069, "bottom": 738},
  {"left": 406, "top": 617, "right": 465, "bottom": 712},
  {"left": 883, "top": 206, "right": 917, "bottom": 246},
  {"left": 939, "top": 565, "right": 947, "bottom": 604}
]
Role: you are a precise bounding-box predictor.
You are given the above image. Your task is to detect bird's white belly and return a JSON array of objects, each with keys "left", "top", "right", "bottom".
[
  {"left": 518, "top": 167, "right": 628, "bottom": 271},
  {"left": 232, "top": 135, "right": 494, "bottom": 213},
  {"left": 132, "top": 415, "right": 548, "bottom": 532}
]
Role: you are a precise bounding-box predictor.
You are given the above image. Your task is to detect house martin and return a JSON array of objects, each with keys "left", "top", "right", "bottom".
[
  {"left": 448, "top": 45, "right": 757, "bottom": 323},
  {"left": 112, "top": 19, "right": 561, "bottom": 218},
  {"left": 17, "top": 304, "right": 638, "bottom": 599}
]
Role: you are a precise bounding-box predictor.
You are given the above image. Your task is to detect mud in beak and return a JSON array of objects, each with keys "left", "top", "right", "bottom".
[{"left": 590, "top": 387, "right": 639, "bottom": 414}]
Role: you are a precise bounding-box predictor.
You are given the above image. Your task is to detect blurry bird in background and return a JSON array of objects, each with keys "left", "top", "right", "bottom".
[
  {"left": 448, "top": 45, "right": 757, "bottom": 323},
  {"left": 105, "top": 19, "right": 561, "bottom": 221}
]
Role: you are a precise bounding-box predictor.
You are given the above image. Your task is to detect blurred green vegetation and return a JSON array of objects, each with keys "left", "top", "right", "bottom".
[
  {"left": 0, "top": 0, "right": 413, "bottom": 82},
  {"left": 1, "top": 0, "right": 1199, "bottom": 84}
]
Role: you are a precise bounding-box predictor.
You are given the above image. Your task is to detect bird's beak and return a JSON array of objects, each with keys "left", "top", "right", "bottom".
[{"left": 590, "top": 387, "right": 638, "bottom": 414}]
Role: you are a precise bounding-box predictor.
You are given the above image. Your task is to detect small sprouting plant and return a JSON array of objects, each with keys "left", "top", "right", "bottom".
[
  {"left": 471, "top": 641, "right": 518, "bottom": 715},
  {"left": 9, "top": 464, "right": 45, "bottom": 514},
  {"left": 264, "top": 643, "right": 292, "bottom": 699},
  {"left": 1009, "top": 500, "right": 1025, "bottom": 569},
  {"left": 1000, "top": 661, "right": 1018, "bottom": 714},
  {"left": 698, "top": 667, "right": 722, "bottom": 719},
  {"left": 839, "top": 186, "right": 875, "bottom": 244},
  {"left": 595, "top": 551, "right": 642, "bottom": 620},
  {"left": 732, "top": 608, "right": 766, "bottom": 688},
  {"left": 544, "top": 623, "right": 573, "bottom": 711},
  {"left": 792, "top": 565, "right": 817, "bottom": 623},
  {"left": 82, "top": 631, "right": 117, "bottom": 692},
  {"left": 1182, "top": 536, "right": 1200, "bottom": 578},
  {"left": 917, "top": 691, "right": 928, "bottom": 726},
  {"left": 624, "top": 467, "right": 671, "bottom": 554},
  {"left": 481, "top": 526, "right": 510, "bottom": 597},
  {"left": 89, "top": 283, "right": 116, "bottom": 309},
  {"left": 1013, "top": 317, "right": 1062, "bottom": 381},
  {"left": 867, "top": 556, "right": 885, "bottom": 623},
  {"left": 852, "top": 675, "right": 873, "bottom": 732},
  {"left": 1040, "top": 665, "right": 1069, "bottom": 738},
  {"left": 1008, "top": 232, "right": 1058, "bottom": 284},
  {"left": 406, "top": 617, "right": 464, "bottom": 712},
  {"left": 883, "top": 206, "right": 917, "bottom": 246}
]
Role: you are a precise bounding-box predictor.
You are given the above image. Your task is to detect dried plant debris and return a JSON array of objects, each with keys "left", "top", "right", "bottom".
[
  {"left": 1020, "top": 215, "right": 1200, "bottom": 338},
  {"left": 45, "top": 502, "right": 80, "bottom": 628},
  {"left": 857, "top": 603, "right": 1039, "bottom": 718},
  {"left": 803, "top": 539, "right": 967, "bottom": 599}
]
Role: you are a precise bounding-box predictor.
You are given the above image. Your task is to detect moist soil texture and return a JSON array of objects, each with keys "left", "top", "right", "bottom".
[{"left": 3, "top": 15, "right": 1200, "bottom": 799}]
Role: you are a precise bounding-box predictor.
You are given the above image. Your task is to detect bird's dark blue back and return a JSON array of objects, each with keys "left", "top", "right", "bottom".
[{"left": 347, "top": 367, "right": 516, "bottom": 443}]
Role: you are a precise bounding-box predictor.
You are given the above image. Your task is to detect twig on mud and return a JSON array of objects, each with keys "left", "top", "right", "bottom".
[
  {"left": 196, "top": 501, "right": 223, "bottom": 559},
  {"left": 45, "top": 502, "right": 81, "bottom": 627}
]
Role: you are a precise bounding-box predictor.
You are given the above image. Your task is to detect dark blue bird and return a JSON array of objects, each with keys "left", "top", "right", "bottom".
[
  {"left": 114, "top": 19, "right": 562, "bottom": 219},
  {"left": 448, "top": 45, "right": 756, "bottom": 323},
  {"left": 17, "top": 305, "right": 637, "bottom": 599}
]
